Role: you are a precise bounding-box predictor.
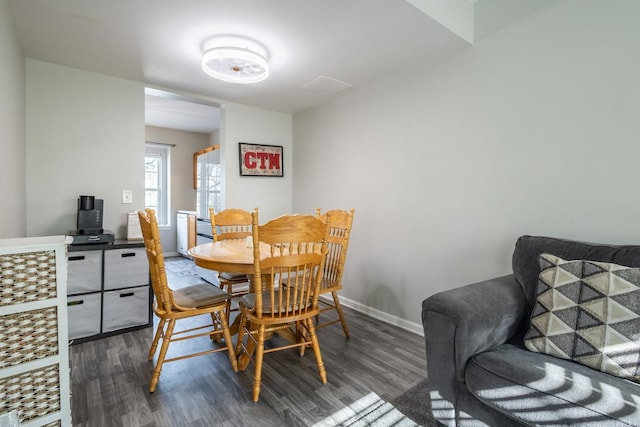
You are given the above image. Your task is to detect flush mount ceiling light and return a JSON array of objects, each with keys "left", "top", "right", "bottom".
[{"left": 201, "top": 37, "right": 269, "bottom": 84}]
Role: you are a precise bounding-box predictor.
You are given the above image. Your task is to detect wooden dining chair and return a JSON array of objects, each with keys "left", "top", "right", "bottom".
[
  {"left": 315, "top": 208, "right": 355, "bottom": 338},
  {"left": 209, "top": 207, "right": 252, "bottom": 300},
  {"left": 137, "top": 208, "right": 238, "bottom": 393},
  {"left": 235, "top": 209, "right": 329, "bottom": 402}
]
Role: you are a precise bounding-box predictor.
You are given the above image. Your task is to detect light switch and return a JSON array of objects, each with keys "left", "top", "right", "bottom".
[{"left": 122, "top": 190, "right": 133, "bottom": 204}]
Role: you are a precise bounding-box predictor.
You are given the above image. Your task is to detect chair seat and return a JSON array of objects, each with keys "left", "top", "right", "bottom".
[
  {"left": 240, "top": 291, "right": 311, "bottom": 313},
  {"left": 173, "top": 283, "right": 230, "bottom": 308},
  {"left": 219, "top": 272, "right": 248, "bottom": 281}
]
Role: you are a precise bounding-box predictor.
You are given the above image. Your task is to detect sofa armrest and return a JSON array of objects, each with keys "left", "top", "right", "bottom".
[{"left": 422, "top": 274, "right": 526, "bottom": 419}]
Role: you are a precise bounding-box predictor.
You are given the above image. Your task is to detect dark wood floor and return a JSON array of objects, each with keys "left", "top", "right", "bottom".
[{"left": 69, "top": 258, "right": 428, "bottom": 426}]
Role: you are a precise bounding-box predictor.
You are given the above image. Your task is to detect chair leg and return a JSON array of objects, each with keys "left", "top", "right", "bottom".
[
  {"left": 296, "top": 321, "right": 309, "bottom": 356},
  {"left": 148, "top": 318, "right": 165, "bottom": 360},
  {"left": 306, "top": 318, "right": 327, "bottom": 385},
  {"left": 235, "top": 313, "right": 253, "bottom": 371},
  {"left": 149, "top": 319, "right": 175, "bottom": 393},
  {"left": 219, "top": 280, "right": 234, "bottom": 316},
  {"left": 219, "top": 279, "right": 248, "bottom": 314},
  {"left": 252, "top": 324, "right": 266, "bottom": 403},
  {"left": 235, "top": 313, "right": 247, "bottom": 356},
  {"left": 209, "top": 312, "right": 222, "bottom": 343},
  {"left": 332, "top": 291, "right": 350, "bottom": 338},
  {"left": 218, "top": 309, "right": 238, "bottom": 372}
]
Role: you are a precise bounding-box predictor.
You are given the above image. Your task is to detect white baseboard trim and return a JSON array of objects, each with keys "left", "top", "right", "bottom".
[
  {"left": 160, "top": 256, "right": 424, "bottom": 336},
  {"left": 320, "top": 294, "right": 424, "bottom": 337}
]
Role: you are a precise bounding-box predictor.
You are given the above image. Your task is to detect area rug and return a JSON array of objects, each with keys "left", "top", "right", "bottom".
[
  {"left": 164, "top": 257, "right": 198, "bottom": 277},
  {"left": 390, "top": 379, "right": 436, "bottom": 427},
  {"left": 312, "top": 392, "right": 420, "bottom": 427}
]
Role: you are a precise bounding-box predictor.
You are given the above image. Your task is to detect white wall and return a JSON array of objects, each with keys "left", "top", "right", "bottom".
[
  {"left": 26, "top": 60, "right": 145, "bottom": 238},
  {"left": 145, "top": 125, "right": 211, "bottom": 253},
  {"left": 293, "top": 0, "right": 640, "bottom": 331},
  {"left": 220, "top": 102, "right": 293, "bottom": 222},
  {"left": 0, "top": 0, "right": 26, "bottom": 238},
  {"left": 24, "top": 62, "right": 293, "bottom": 240}
]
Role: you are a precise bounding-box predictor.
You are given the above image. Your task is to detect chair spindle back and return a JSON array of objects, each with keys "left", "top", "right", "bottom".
[
  {"left": 251, "top": 209, "right": 328, "bottom": 320},
  {"left": 138, "top": 208, "right": 174, "bottom": 314},
  {"left": 210, "top": 208, "right": 252, "bottom": 241}
]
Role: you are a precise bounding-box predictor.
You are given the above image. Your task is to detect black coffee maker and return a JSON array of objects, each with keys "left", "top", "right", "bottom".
[{"left": 77, "top": 195, "right": 104, "bottom": 235}]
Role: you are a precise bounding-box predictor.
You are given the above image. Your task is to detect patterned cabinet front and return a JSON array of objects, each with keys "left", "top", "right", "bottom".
[{"left": 0, "top": 235, "right": 71, "bottom": 427}]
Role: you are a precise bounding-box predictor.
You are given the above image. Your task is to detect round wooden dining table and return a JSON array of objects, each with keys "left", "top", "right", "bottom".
[
  {"left": 188, "top": 237, "right": 277, "bottom": 304},
  {"left": 188, "top": 238, "right": 262, "bottom": 275}
]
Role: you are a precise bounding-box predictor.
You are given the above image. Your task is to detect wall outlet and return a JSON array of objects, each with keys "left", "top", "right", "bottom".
[{"left": 122, "top": 190, "right": 133, "bottom": 204}]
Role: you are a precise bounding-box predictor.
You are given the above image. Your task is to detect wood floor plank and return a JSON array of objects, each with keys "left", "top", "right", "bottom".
[{"left": 69, "top": 257, "right": 427, "bottom": 426}]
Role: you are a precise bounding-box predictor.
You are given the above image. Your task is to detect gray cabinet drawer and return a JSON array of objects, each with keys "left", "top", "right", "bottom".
[
  {"left": 104, "top": 248, "right": 148, "bottom": 290},
  {"left": 67, "top": 250, "right": 102, "bottom": 294},
  {"left": 67, "top": 293, "right": 101, "bottom": 339},
  {"left": 102, "top": 286, "right": 149, "bottom": 333}
]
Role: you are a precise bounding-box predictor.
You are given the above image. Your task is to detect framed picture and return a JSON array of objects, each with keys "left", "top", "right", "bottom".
[{"left": 239, "top": 143, "right": 284, "bottom": 177}]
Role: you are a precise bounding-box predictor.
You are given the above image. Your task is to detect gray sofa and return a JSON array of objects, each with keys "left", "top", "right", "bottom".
[{"left": 422, "top": 235, "right": 640, "bottom": 426}]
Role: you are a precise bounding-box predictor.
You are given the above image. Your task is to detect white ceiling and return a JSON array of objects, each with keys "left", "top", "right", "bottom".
[
  {"left": 10, "top": 0, "right": 473, "bottom": 133},
  {"left": 144, "top": 89, "right": 221, "bottom": 134}
]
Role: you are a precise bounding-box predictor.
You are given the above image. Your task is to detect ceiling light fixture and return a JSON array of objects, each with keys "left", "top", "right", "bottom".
[{"left": 201, "top": 37, "right": 269, "bottom": 84}]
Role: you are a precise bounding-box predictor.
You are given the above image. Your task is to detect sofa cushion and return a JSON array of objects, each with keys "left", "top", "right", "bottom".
[
  {"left": 512, "top": 236, "right": 640, "bottom": 317},
  {"left": 466, "top": 343, "right": 640, "bottom": 426},
  {"left": 524, "top": 253, "right": 640, "bottom": 383}
]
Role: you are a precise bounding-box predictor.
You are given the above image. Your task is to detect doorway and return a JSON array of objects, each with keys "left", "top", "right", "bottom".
[{"left": 144, "top": 87, "right": 222, "bottom": 255}]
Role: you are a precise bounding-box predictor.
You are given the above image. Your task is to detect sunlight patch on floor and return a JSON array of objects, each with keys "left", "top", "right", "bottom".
[{"left": 312, "top": 392, "right": 418, "bottom": 427}]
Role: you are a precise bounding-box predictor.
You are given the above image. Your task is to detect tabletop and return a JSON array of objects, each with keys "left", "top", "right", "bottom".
[{"left": 188, "top": 238, "right": 269, "bottom": 274}]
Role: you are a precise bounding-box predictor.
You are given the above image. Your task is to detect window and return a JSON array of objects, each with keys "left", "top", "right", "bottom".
[
  {"left": 196, "top": 162, "right": 221, "bottom": 218},
  {"left": 195, "top": 148, "right": 222, "bottom": 218},
  {"left": 145, "top": 144, "right": 170, "bottom": 226}
]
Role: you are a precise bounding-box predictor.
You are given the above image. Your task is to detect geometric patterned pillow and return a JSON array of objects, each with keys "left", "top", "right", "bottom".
[{"left": 524, "top": 253, "right": 640, "bottom": 383}]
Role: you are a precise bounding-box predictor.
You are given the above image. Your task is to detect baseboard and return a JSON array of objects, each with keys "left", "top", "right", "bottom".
[
  {"left": 160, "top": 255, "right": 424, "bottom": 336},
  {"left": 320, "top": 295, "right": 424, "bottom": 337}
]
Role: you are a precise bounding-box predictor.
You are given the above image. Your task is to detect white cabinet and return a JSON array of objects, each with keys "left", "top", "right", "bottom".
[
  {"left": 177, "top": 211, "right": 196, "bottom": 257},
  {"left": 0, "top": 235, "right": 71, "bottom": 426},
  {"left": 67, "top": 241, "right": 151, "bottom": 341}
]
